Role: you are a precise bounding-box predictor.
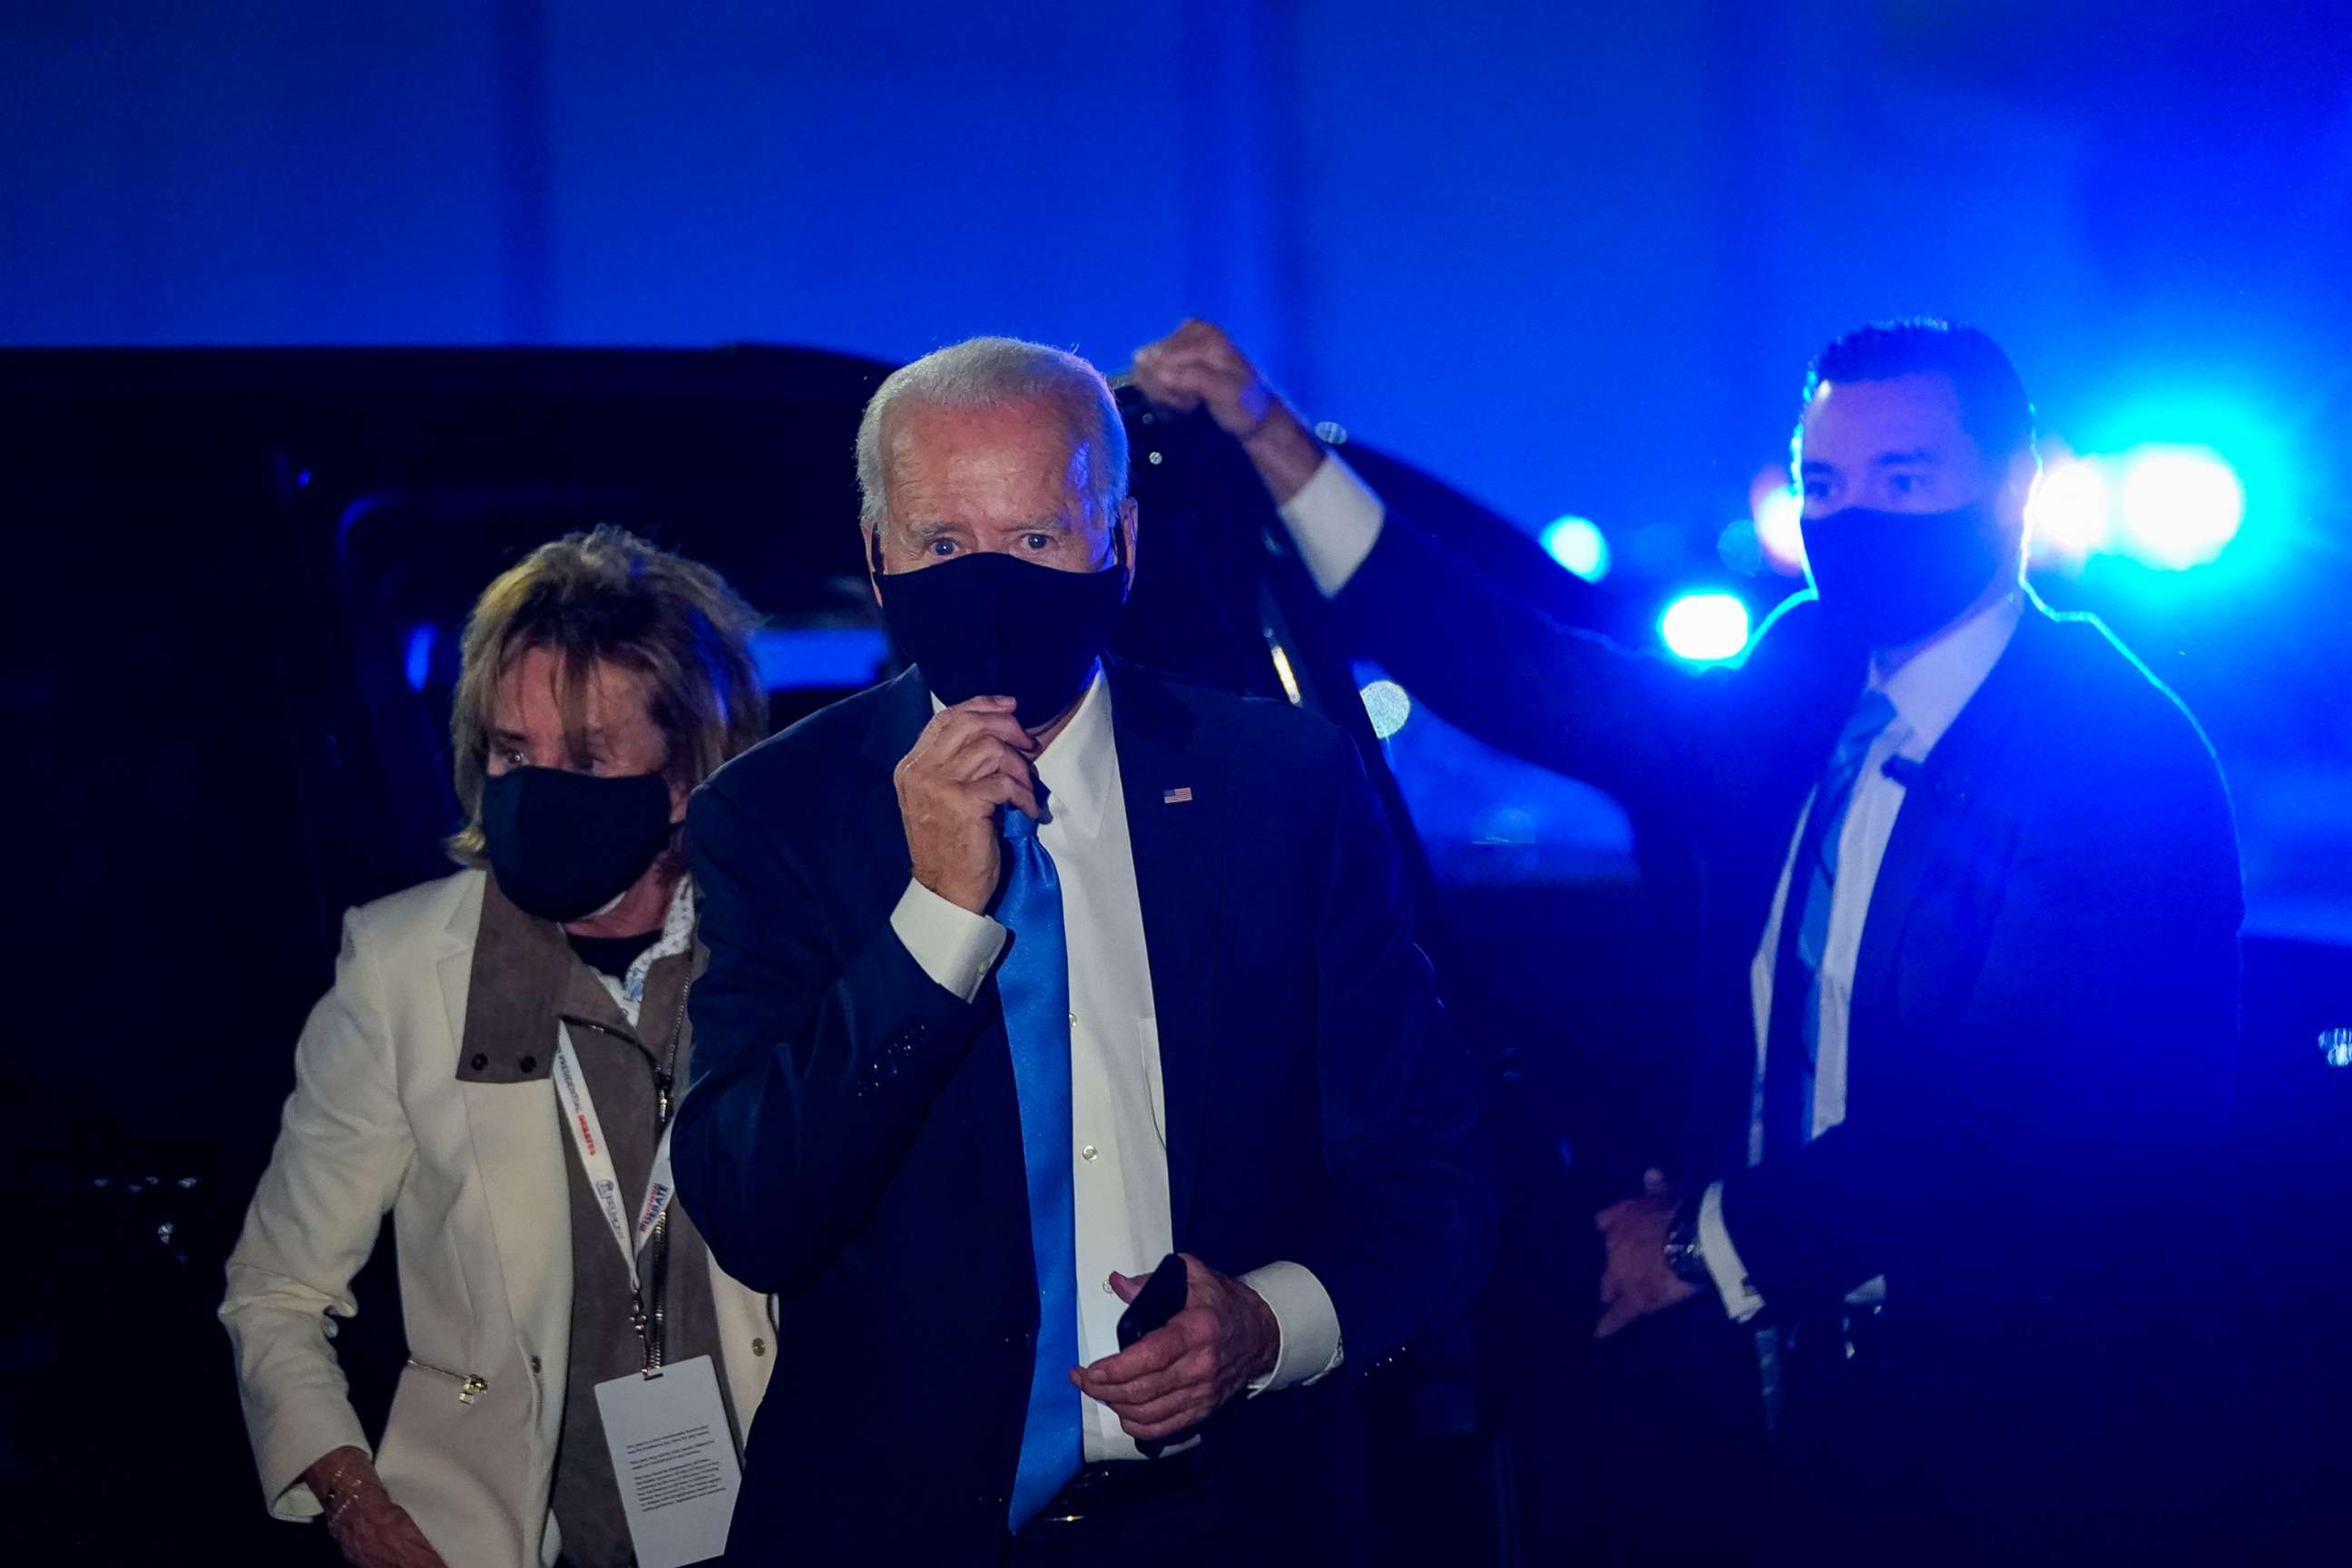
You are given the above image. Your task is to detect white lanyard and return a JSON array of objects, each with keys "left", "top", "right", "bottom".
[{"left": 551, "top": 1031, "right": 678, "bottom": 1301}]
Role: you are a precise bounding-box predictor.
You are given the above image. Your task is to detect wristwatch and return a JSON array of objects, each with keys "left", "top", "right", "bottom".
[{"left": 1662, "top": 1197, "right": 1711, "bottom": 1288}]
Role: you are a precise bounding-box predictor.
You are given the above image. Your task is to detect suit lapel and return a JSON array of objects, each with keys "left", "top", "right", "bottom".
[
  {"left": 1107, "top": 662, "right": 1221, "bottom": 1244},
  {"left": 440, "top": 880, "right": 573, "bottom": 1360},
  {"left": 1849, "top": 607, "right": 2053, "bottom": 1031}
]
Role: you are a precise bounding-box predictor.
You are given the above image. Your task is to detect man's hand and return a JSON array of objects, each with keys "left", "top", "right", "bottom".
[
  {"left": 1132, "top": 319, "right": 1327, "bottom": 506},
  {"left": 1071, "top": 1254, "right": 1279, "bottom": 1442},
  {"left": 305, "top": 1447, "right": 449, "bottom": 1568},
  {"left": 1594, "top": 1169, "right": 1700, "bottom": 1340},
  {"left": 893, "top": 695, "right": 1042, "bottom": 913}
]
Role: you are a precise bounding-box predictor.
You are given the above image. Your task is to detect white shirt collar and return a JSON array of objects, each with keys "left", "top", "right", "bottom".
[
  {"left": 926, "top": 664, "right": 1116, "bottom": 839},
  {"left": 1870, "top": 591, "right": 2025, "bottom": 758},
  {"left": 1030, "top": 666, "right": 1114, "bottom": 838},
  {"left": 592, "top": 874, "right": 697, "bottom": 1024}
]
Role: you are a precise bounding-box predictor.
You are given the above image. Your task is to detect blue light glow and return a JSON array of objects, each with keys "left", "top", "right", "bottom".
[
  {"left": 1750, "top": 483, "right": 1807, "bottom": 573},
  {"left": 2071, "top": 388, "right": 2294, "bottom": 576},
  {"left": 403, "top": 623, "right": 436, "bottom": 692},
  {"left": 2113, "top": 444, "right": 2243, "bottom": 570},
  {"left": 2026, "top": 455, "right": 2112, "bottom": 563},
  {"left": 1359, "top": 679, "right": 1413, "bottom": 739},
  {"left": 1659, "top": 592, "right": 1750, "bottom": 663},
  {"left": 750, "top": 626, "right": 890, "bottom": 691},
  {"left": 2321, "top": 1029, "right": 2352, "bottom": 1070},
  {"left": 1540, "top": 514, "right": 1611, "bottom": 582}
]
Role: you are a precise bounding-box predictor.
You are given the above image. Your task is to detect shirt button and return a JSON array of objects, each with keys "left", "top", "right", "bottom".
[
  {"left": 470, "top": 1054, "right": 489, "bottom": 1071},
  {"left": 1081, "top": 1145, "right": 1099, "bottom": 1162},
  {"left": 518, "top": 1055, "right": 536, "bottom": 1073},
  {"left": 751, "top": 1338, "right": 767, "bottom": 1357},
  {"left": 1068, "top": 1011, "right": 1080, "bottom": 1029}
]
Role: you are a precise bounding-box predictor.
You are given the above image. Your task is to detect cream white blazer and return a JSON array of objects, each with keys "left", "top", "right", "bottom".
[{"left": 220, "top": 869, "right": 775, "bottom": 1568}]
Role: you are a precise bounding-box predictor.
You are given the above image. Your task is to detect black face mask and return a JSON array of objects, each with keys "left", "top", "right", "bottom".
[
  {"left": 1801, "top": 498, "right": 2015, "bottom": 649},
  {"left": 480, "top": 767, "right": 675, "bottom": 923},
  {"left": 874, "top": 534, "right": 1128, "bottom": 726}
]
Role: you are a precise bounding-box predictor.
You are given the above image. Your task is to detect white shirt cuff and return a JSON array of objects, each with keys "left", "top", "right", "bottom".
[
  {"left": 887, "top": 878, "right": 1007, "bottom": 1004},
  {"left": 1239, "top": 1260, "right": 1345, "bottom": 1395},
  {"left": 1276, "top": 451, "right": 1387, "bottom": 598},
  {"left": 1697, "top": 1181, "right": 1767, "bottom": 1324}
]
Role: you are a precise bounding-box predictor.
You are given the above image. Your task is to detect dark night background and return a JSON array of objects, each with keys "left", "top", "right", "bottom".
[{"left": 4, "top": 4, "right": 2347, "bottom": 1561}]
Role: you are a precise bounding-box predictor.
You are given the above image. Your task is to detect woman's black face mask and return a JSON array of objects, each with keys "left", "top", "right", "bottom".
[{"left": 480, "top": 767, "right": 675, "bottom": 922}]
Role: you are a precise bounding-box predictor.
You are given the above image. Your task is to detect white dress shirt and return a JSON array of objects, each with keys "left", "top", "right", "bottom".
[
  {"left": 886, "top": 669, "right": 1345, "bottom": 1461},
  {"left": 1279, "top": 448, "right": 1389, "bottom": 597},
  {"left": 1269, "top": 447, "right": 2027, "bottom": 1321}
]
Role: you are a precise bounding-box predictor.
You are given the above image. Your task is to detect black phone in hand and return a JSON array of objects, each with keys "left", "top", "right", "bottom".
[
  {"left": 1115, "top": 1253, "right": 1187, "bottom": 1349},
  {"left": 1114, "top": 1253, "right": 1191, "bottom": 1458}
]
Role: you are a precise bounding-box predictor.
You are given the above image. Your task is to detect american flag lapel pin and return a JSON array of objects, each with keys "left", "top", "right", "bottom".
[{"left": 1161, "top": 786, "right": 1194, "bottom": 805}]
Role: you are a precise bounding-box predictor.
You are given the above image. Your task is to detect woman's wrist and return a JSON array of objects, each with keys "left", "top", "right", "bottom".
[{"left": 305, "top": 1445, "right": 387, "bottom": 1526}]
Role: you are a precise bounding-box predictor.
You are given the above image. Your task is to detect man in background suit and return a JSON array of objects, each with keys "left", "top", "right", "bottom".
[
  {"left": 1134, "top": 318, "right": 2243, "bottom": 1562},
  {"left": 672, "top": 336, "right": 1493, "bottom": 1564}
]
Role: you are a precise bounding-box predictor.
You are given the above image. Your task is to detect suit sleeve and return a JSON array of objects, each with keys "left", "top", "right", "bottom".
[
  {"left": 1285, "top": 458, "right": 1713, "bottom": 810},
  {"left": 1719, "top": 719, "right": 2243, "bottom": 1305},
  {"left": 220, "top": 907, "right": 416, "bottom": 1520},
  {"left": 1292, "top": 727, "right": 1498, "bottom": 1370},
  {"left": 671, "top": 777, "right": 995, "bottom": 1295}
]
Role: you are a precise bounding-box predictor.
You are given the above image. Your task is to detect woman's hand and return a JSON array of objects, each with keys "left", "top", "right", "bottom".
[
  {"left": 306, "top": 1446, "right": 450, "bottom": 1568},
  {"left": 329, "top": 1492, "right": 449, "bottom": 1568}
]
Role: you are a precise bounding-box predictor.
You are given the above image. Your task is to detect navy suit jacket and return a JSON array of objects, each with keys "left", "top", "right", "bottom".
[
  {"left": 672, "top": 659, "right": 1494, "bottom": 1563},
  {"left": 1331, "top": 514, "right": 2243, "bottom": 1548}
]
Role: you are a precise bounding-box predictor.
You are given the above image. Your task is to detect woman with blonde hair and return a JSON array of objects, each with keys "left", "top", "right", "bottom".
[{"left": 223, "top": 526, "right": 772, "bottom": 1568}]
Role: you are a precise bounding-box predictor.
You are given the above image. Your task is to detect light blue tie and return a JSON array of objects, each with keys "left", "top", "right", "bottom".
[
  {"left": 1762, "top": 689, "right": 1899, "bottom": 1157},
  {"left": 996, "top": 806, "right": 1083, "bottom": 1532},
  {"left": 1794, "top": 690, "right": 1901, "bottom": 1008}
]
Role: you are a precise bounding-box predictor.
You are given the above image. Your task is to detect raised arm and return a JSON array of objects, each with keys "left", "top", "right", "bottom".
[
  {"left": 1132, "top": 318, "right": 1711, "bottom": 810},
  {"left": 673, "top": 697, "right": 1044, "bottom": 1294},
  {"left": 671, "top": 778, "right": 991, "bottom": 1295}
]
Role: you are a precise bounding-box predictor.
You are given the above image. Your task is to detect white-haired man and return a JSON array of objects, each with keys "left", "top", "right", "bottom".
[{"left": 672, "top": 337, "right": 1494, "bottom": 1563}]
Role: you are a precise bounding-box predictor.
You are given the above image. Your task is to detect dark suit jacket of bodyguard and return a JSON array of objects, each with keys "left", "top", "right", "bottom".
[
  {"left": 1331, "top": 515, "right": 2243, "bottom": 1539},
  {"left": 671, "top": 657, "right": 1494, "bottom": 1563}
]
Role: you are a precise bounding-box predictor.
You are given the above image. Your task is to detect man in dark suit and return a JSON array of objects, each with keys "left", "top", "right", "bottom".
[
  {"left": 671, "top": 336, "right": 1493, "bottom": 1564},
  {"left": 1133, "top": 318, "right": 2243, "bottom": 1561}
]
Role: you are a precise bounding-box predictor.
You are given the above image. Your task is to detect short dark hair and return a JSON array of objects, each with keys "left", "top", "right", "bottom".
[{"left": 1804, "top": 318, "right": 2037, "bottom": 464}]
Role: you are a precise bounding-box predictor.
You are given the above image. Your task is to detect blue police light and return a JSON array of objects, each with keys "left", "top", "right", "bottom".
[
  {"left": 1540, "top": 514, "right": 1612, "bottom": 582},
  {"left": 1659, "top": 592, "right": 1750, "bottom": 663},
  {"left": 2321, "top": 1028, "right": 2352, "bottom": 1070},
  {"left": 1359, "top": 679, "right": 1413, "bottom": 740},
  {"left": 2114, "top": 445, "right": 2243, "bottom": 570},
  {"left": 403, "top": 623, "right": 436, "bottom": 692},
  {"left": 2025, "top": 455, "right": 2112, "bottom": 564}
]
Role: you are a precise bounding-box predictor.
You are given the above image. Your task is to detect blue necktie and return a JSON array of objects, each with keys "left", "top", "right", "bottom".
[
  {"left": 995, "top": 807, "right": 1083, "bottom": 1532},
  {"left": 1761, "top": 690, "right": 1899, "bottom": 1160}
]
